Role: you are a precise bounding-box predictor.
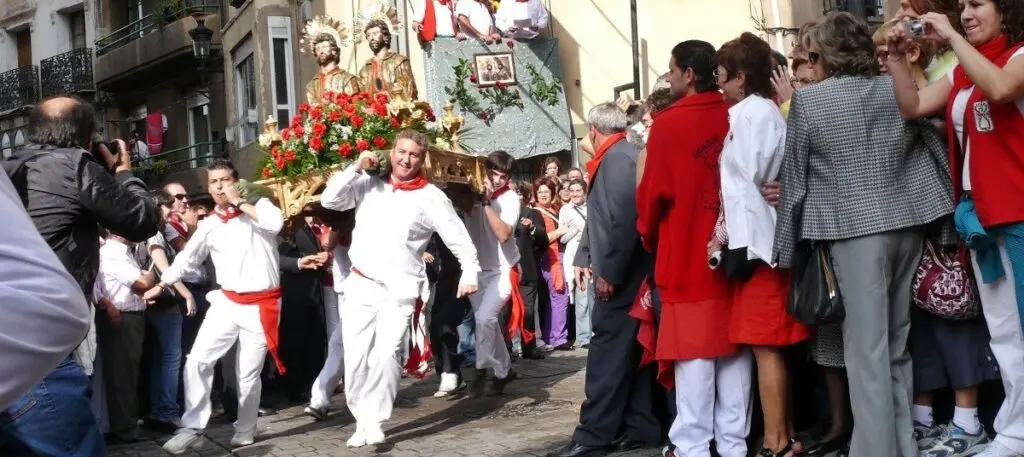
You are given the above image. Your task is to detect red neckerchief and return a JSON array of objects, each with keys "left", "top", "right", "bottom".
[
  {"left": 167, "top": 213, "right": 190, "bottom": 240},
  {"left": 215, "top": 205, "right": 242, "bottom": 222},
  {"left": 490, "top": 184, "right": 511, "bottom": 200},
  {"left": 585, "top": 132, "right": 627, "bottom": 178},
  {"left": 388, "top": 173, "right": 429, "bottom": 191},
  {"left": 952, "top": 34, "right": 1009, "bottom": 90}
]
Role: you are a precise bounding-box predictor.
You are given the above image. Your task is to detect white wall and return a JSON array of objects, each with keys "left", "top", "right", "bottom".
[{"left": 0, "top": 0, "right": 94, "bottom": 73}]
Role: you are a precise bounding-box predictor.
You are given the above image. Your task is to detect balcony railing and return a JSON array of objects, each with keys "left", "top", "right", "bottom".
[
  {"left": 134, "top": 140, "right": 227, "bottom": 182},
  {"left": 0, "top": 66, "right": 40, "bottom": 113},
  {"left": 95, "top": 1, "right": 219, "bottom": 56},
  {"left": 40, "top": 48, "right": 95, "bottom": 97}
]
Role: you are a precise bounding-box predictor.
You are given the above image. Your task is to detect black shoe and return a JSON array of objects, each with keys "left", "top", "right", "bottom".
[
  {"left": 522, "top": 350, "right": 546, "bottom": 360},
  {"left": 802, "top": 436, "right": 848, "bottom": 457},
  {"left": 615, "top": 437, "right": 660, "bottom": 452},
  {"left": 468, "top": 369, "right": 488, "bottom": 398},
  {"left": 546, "top": 441, "right": 613, "bottom": 457},
  {"left": 486, "top": 369, "right": 517, "bottom": 396},
  {"left": 554, "top": 343, "right": 575, "bottom": 351}
]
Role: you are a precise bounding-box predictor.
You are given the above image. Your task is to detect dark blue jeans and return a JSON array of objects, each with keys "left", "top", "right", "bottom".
[
  {"left": 457, "top": 308, "right": 476, "bottom": 366},
  {"left": 147, "top": 309, "right": 183, "bottom": 422},
  {"left": 0, "top": 357, "right": 106, "bottom": 456}
]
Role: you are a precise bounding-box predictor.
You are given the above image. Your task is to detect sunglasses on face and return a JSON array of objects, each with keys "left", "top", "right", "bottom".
[{"left": 173, "top": 194, "right": 188, "bottom": 201}]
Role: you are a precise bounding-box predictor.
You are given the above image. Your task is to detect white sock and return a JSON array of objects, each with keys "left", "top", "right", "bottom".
[
  {"left": 953, "top": 407, "right": 982, "bottom": 435},
  {"left": 914, "top": 404, "right": 935, "bottom": 426}
]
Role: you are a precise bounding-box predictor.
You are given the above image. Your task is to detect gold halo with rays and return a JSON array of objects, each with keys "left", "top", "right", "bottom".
[
  {"left": 299, "top": 15, "right": 350, "bottom": 55},
  {"left": 354, "top": 1, "right": 402, "bottom": 43}
]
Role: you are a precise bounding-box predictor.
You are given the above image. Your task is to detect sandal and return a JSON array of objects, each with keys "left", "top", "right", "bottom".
[{"left": 757, "top": 437, "right": 797, "bottom": 457}]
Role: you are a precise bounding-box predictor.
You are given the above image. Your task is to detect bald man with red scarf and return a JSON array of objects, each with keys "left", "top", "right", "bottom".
[{"left": 319, "top": 130, "right": 480, "bottom": 448}]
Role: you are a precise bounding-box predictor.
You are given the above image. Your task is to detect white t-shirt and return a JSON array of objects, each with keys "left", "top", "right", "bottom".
[
  {"left": 948, "top": 47, "right": 1024, "bottom": 191},
  {"left": 466, "top": 189, "right": 521, "bottom": 271},
  {"left": 455, "top": 0, "right": 493, "bottom": 35}
]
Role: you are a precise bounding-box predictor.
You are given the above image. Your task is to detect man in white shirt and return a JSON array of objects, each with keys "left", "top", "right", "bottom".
[
  {"left": 412, "top": 0, "right": 462, "bottom": 40},
  {"left": 494, "top": 0, "right": 548, "bottom": 40},
  {"left": 95, "top": 232, "right": 156, "bottom": 442},
  {"left": 455, "top": 0, "right": 500, "bottom": 43},
  {"left": 320, "top": 129, "right": 480, "bottom": 448},
  {"left": 144, "top": 159, "right": 285, "bottom": 454},
  {"left": 465, "top": 150, "right": 522, "bottom": 396}
]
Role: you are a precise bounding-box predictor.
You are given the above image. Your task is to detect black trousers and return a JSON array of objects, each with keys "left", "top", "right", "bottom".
[
  {"left": 518, "top": 279, "right": 541, "bottom": 353},
  {"left": 96, "top": 310, "right": 146, "bottom": 434},
  {"left": 279, "top": 304, "right": 327, "bottom": 399},
  {"left": 573, "top": 269, "right": 661, "bottom": 446},
  {"left": 431, "top": 287, "right": 470, "bottom": 375}
]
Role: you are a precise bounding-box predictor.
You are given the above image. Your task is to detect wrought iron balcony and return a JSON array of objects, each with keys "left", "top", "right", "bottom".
[
  {"left": 0, "top": 66, "right": 40, "bottom": 113},
  {"left": 95, "top": 1, "right": 220, "bottom": 56},
  {"left": 40, "top": 48, "right": 95, "bottom": 97}
]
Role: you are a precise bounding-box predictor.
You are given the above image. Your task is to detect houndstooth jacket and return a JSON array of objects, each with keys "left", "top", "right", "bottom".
[{"left": 772, "top": 75, "right": 953, "bottom": 268}]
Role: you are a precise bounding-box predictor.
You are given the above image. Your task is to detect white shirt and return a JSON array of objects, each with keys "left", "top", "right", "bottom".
[
  {"left": 98, "top": 239, "right": 148, "bottom": 312},
  {"left": 161, "top": 198, "right": 284, "bottom": 293},
  {"left": 413, "top": 0, "right": 458, "bottom": 37},
  {"left": 320, "top": 165, "right": 481, "bottom": 299},
  {"left": 719, "top": 95, "right": 786, "bottom": 264},
  {"left": 949, "top": 48, "right": 1024, "bottom": 191},
  {"left": 494, "top": 0, "right": 548, "bottom": 39},
  {"left": 466, "top": 189, "right": 521, "bottom": 271},
  {"left": 455, "top": 0, "right": 493, "bottom": 35},
  {"left": 0, "top": 171, "right": 90, "bottom": 409},
  {"left": 558, "top": 202, "right": 586, "bottom": 293},
  {"left": 330, "top": 243, "right": 352, "bottom": 294}
]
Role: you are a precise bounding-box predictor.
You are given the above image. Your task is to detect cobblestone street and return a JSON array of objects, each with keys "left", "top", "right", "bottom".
[{"left": 107, "top": 350, "right": 665, "bottom": 457}]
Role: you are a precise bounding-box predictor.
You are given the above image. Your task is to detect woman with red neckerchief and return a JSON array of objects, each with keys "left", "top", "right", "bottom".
[{"left": 888, "top": 2, "right": 1024, "bottom": 457}]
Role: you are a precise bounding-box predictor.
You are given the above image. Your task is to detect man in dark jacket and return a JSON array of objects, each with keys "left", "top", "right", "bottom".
[
  {"left": 1, "top": 95, "right": 159, "bottom": 456},
  {"left": 550, "top": 102, "right": 659, "bottom": 457}
]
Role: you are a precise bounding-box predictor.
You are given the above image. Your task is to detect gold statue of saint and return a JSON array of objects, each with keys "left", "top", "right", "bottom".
[
  {"left": 307, "top": 36, "right": 360, "bottom": 103},
  {"left": 358, "top": 17, "right": 418, "bottom": 100}
]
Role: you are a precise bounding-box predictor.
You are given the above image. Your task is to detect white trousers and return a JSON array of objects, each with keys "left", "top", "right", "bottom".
[
  {"left": 341, "top": 274, "right": 414, "bottom": 426},
  {"left": 972, "top": 241, "right": 1024, "bottom": 453},
  {"left": 468, "top": 268, "right": 512, "bottom": 379},
  {"left": 181, "top": 291, "right": 268, "bottom": 433},
  {"left": 310, "top": 289, "right": 344, "bottom": 409},
  {"left": 669, "top": 351, "right": 753, "bottom": 457}
]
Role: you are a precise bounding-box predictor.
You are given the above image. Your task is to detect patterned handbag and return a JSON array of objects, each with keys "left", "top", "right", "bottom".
[{"left": 912, "top": 240, "right": 980, "bottom": 320}]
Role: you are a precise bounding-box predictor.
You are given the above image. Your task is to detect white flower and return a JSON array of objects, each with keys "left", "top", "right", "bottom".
[{"left": 339, "top": 126, "right": 353, "bottom": 140}]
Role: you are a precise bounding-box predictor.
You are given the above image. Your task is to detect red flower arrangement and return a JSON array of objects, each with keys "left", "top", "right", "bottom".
[{"left": 259, "top": 91, "right": 437, "bottom": 180}]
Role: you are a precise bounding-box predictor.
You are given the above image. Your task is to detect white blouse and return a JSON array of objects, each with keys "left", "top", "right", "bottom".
[{"left": 719, "top": 95, "right": 786, "bottom": 264}]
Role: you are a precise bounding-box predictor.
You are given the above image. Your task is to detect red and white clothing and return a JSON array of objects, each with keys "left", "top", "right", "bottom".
[
  {"left": 320, "top": 164, "right": 479, "bottom": 439},
  {"left": 163, "top": 214, "right": 207, "bottom": 285},
  {"left": 455, "top": 0, "right": 494, "bottom": 36},
  {"left": 161, "top": 198, "right": 284, "bottom": 435},
  {"left": 465, "top": 188, "right": 520, "bottom": 379},
  {"left": 309, "top": 242, "right": 352, "bottom": 411},
  {"left": 412, "top": 0, "right": 458, "bottom": 38}
]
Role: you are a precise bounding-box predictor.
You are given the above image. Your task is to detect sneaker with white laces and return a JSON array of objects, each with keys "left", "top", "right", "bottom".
[
  {"left": 346, "top": 425, "right": 367, "bottom": 448},
  {"left": 364, "top": 422, "right": 386, "bottom": 445},
  {"left": 162, "top": 428, "right": 203, "bottom": 455},
  {"left": 230, "top": 427, "right": 256, "bottom": 448},
  {"left": 920, "top": 423, "right": 990, "bottom": 457},
  {"left": 304, "top": 405, "right": 328, "bottom": 421},
  {"left": 917, "top": 422, "right": 947, "bottom": 451},
  {"left": 972, "top": 441, "right": 1024, "bottom": 457},
  {"left": 433, "top": 372, "right": 465, "bottom": 398}
]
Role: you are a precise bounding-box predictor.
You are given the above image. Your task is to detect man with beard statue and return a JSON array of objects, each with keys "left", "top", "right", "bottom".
[
  {"left": 303, "top": 17, "right": 360, "bottom": 104},
  {"left": 358, "top": 4, "right": 418, "bottom": 100}
]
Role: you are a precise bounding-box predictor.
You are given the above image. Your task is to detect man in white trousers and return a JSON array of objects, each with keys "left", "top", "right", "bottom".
[
  {"left": 464, "top": 150, "right": 523, "bottom": 397},
  {"left": 305, "top": 209, "right": 354, "bottom": 420},
  {"left": 320, "top": 129, "right": 480, "bottom": 447},
  {"left": 142, "top": 159, "right": 285, "bottom": 454}
]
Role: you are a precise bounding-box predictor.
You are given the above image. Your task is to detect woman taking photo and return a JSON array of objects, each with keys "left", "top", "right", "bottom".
[
  {"left": 888, "top": 2, "right": 1024, "bottom": 457},
  {"left": 773, "top": 11, "right": 952, "bottom": 457},
  {"left": 710, "top": 32, "right": 809, "bottom": 457}
]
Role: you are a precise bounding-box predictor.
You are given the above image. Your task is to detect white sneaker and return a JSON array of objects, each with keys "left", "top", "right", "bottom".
[
  {"left": 433, "top": 373, "right": 465, "bottom": 398},
  {"left": 974, "top": 441, "right": 1024, "bottom": 457},
  {"left": 162, "top": 428, "right": 203, "bottom": 455},
  {"left": 229, "top": 427, "right": 256, "bottom": 448},
  {"left": 364, "top": 423, "right": 386, "bottom": 445},
  {"left": 346, "top": 425, "right": 367, "bottom": 448}
]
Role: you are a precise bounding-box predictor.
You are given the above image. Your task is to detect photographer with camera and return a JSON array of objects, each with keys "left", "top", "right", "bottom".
[{"left": 1, "top": 95, "right": 159, "bottom": 456}]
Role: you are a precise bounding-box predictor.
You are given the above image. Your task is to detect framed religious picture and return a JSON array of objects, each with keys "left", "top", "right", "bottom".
[{"left": 473, "top": 52, "right": 517, "bottom": 87}]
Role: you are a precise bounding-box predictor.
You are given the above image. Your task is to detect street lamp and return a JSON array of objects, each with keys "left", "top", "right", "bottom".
[{"left": 189, "top": 17, "right": 213, "bottom": 62}]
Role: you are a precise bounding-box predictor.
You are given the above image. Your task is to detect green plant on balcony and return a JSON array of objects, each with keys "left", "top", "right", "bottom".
[{"left": 153, "top": 0, "right": 186, "bottom": 29}]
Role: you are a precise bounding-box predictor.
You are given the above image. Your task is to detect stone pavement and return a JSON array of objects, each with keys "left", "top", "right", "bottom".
[{"left": 107, "top": 350, "right": 667, "bottom": 457}]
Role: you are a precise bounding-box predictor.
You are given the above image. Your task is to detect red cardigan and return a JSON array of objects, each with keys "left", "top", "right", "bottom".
[{"left": 948, "top": 42, "right": 1024, "bottom": 227}]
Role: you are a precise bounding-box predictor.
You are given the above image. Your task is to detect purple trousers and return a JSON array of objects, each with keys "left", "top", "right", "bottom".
[{"left": 540, "top": 257, "right": 569, "bottom": 347}]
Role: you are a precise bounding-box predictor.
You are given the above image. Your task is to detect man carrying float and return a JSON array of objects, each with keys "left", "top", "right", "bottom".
[{"left": 320, "top": 129, "right": 480, "bottom": 447}]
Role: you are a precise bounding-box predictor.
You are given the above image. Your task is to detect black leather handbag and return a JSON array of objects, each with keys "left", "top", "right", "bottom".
[
  {"left": 721, "top": 247, "right": 758, "bottom": 281},
  {"left": 786, "top": 241, "right": 845, "bottom": 325}
]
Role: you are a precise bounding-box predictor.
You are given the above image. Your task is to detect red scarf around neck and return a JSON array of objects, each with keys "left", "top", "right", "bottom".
[
  {"left": 215, "top": 205, "right": 241, "bottom": 222},
  {"left": 168, "top": 213, "right": 190, "bottom": 240},
  {"left": 388, "top": 174, "right": 429, "bottom": 191},
  {"left": 490, "top": 183, "right": 511, "bottom": 200},
  {"left": 946, "top": 34, "right": 1024, "bottom": 226},
  {"left": 585, "top": 132, "right": 628, "bottom": 179}
]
